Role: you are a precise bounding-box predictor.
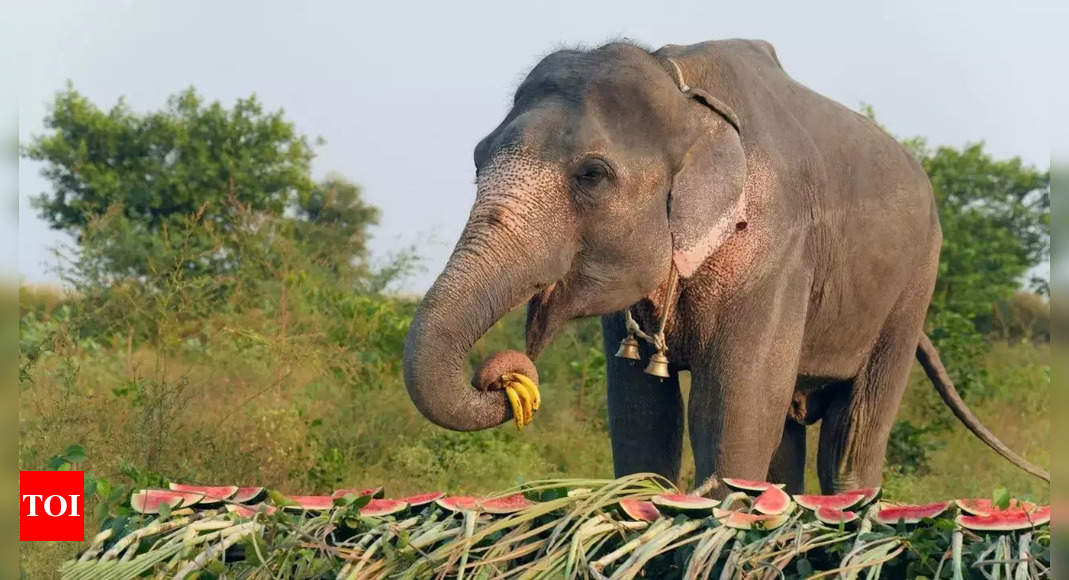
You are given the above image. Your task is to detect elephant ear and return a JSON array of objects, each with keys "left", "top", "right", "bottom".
[{"left": 668, "top": 107, "right": 747, "bottom": 278}]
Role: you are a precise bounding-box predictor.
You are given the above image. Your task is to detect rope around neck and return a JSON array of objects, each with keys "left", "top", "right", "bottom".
[{"left": 623, "top": 263, "right": 680, "bottom": 353}]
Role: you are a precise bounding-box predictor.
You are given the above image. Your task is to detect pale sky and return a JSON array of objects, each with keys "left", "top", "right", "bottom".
[{"left": 16, "top": 0, "right": 1064, "bottom": 292}]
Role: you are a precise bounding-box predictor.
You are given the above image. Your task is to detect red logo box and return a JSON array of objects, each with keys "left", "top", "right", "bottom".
[{"left": 20, "top": 471, "right": 85, "bottom": 541}]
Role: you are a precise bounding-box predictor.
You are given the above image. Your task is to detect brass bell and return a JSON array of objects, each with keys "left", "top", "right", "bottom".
[
  {"left": 644, "top": 350, "right": 671, "bottom": 378},
  {"left": 615, "top": 335, "right": 642, "bottom": 361}
]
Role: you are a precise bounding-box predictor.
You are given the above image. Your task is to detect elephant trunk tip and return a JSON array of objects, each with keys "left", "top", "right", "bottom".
[{"left": 472, "top": 350, "right": 539, "bottom": 391}]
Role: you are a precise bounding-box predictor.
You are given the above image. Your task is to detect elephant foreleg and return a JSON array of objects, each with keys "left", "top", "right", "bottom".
[
  {"left": 688, "top": 271, "right": 810, "bottom": 495},
  {"left": 767, "top": 419, "right": 806, "bottom": 493},
  {"left": 602, "top": 312, "right": 684, "bottom": 485}
]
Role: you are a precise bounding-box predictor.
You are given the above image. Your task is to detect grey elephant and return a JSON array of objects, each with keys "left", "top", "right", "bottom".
[{"left": 402, "top": 39, "right": 1049, "bottom": 493}]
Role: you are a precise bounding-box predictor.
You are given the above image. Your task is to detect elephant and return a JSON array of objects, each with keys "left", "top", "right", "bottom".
[{"left": 402, "top": 38, "right": 1049, "bottom": 494}]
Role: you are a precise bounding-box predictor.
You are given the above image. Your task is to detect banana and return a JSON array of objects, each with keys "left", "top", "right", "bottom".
[
  {"left": 512, "top": 380, "right": 534, "bottom": 425},
  {"left": 508, "top": 373, "right": 541, "bottom": 411},
  {"left": 503, "top": 384, "right": 526, "bottom": 429}
]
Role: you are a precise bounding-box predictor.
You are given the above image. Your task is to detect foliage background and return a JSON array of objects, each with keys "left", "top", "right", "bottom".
[{"left": 18, "top": 88, "right": 1050, "bottom": 577}]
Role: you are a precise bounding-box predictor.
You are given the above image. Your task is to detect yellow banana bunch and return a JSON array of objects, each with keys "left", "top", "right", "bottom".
[{"left": 501, "top": 372, "right": 541, "bottom": 429}]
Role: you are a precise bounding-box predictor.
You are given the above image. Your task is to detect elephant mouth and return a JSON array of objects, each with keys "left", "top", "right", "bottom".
[{"left": 525, "top": 281, "right": 561, "bottom": 359}]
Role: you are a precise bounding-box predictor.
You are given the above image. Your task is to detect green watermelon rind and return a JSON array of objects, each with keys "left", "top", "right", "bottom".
[{"left": 651, "top": 493, "right": 720, "bottom": 514}]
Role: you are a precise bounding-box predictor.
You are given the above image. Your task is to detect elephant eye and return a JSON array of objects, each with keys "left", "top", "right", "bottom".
[{"left": 573, "top": 159, "right": 611, "bottom": 191}]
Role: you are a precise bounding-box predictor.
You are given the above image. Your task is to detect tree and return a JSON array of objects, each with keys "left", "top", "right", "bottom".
[
  {"left": 919, "top": 142, "right": 1049, "bottom": 329},
  {"left": 292, "top": 173, "right": 380, "bottom": 283},
  {"left": 24, "top": 85, "right": 320, "bottom": 277}
]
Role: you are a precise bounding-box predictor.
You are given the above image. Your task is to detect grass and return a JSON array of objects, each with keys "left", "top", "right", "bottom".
[{"left": 18, "top": 284, "right": 1050, "bottom": 577}]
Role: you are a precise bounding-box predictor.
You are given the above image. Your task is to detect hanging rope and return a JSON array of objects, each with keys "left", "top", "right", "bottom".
[{"left": 623, "top": 263, "right": 679, "bottom": 354}]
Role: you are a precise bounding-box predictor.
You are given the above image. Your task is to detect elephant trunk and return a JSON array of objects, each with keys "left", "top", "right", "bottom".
[{"left": 403, "top": 159, "right": 570, "bottom": 431}]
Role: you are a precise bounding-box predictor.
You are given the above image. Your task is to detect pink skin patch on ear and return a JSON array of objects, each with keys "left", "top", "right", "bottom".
[{"left": 673, "top": 194, "right": 748, "bottom": 278}]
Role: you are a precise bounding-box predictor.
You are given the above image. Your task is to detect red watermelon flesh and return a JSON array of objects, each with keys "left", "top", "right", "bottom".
[
  {"left": 619, "top": 499, "right": 661, "bottom": 522},
  {"left": 845, "top": 487, "right": 881, "bottom": 506},
  {"left": 131, "top": 490, "right": 204, "bottom": 514},
  {"left": 955, "top": 498, "right": 1040, "bottom": 517},
  {"left": 481, "top": 493, "right": 536, "bottom": 514},
  {"left": 232, "top": 487, "right": 266, "bottom": 504},
  {"left": 331, "top": 486, "right": 384, "bottom": 499},
  {"left": 957, "top": 506, "right": 1050, "bottom": 531},
  {"left": 794, "top": 492, "right": 865, "bottom": 512},
  {"left": 815, "top": 506, "right": 859, "bottom": 525},
  {"left": 753, "top": 486, "right": 793, "bottom": 515},
  {"left": 713, "top": 508, "right": 789, "bottom": 530},
  {"left": 168, "top": 483, "right": 238, "bottom": 502},
  {"left": 283, "top": 495, "right": 335, "bottom": 511},
  {"left": 226, "top": 503, "right": 277, "bottom": 518},
  {"left": 398, "top": 492, "right": 445, "bottom": 507},
  {"left": 721, "top": 478, "right": 783, "bottom": 493},
  {"left": 436, "top": 495, "right": 481, "bottom": 512},
  {"left": 873, "top": 502, "right": 950, "bottom": 525},
  {"left": 360, "top": 499, "right": 408, "bottom": 517}
]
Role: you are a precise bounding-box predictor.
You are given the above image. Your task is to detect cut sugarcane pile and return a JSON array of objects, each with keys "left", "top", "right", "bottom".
[{"left": 62, "top": 474, "right": 1051, "bottom": 579}]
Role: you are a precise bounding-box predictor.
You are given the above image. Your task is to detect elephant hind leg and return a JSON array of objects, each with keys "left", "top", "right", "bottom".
[{"left": 816, "top": 284, "right": 932, "bottom": 494}]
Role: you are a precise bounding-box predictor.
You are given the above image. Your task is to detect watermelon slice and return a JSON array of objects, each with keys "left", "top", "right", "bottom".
[
  {"left": 955, "top": 498, "right": 1040, "bottom": 517},
  {"left": 131, "top": 490, "right": 204, "bottom": 514},
  {"left": 226, "top": 503, "right": 277, "bottom": 518},
  {"left": 814, "top": 506, "right": 859, "bottom": 526},
  {"left": 359, "top": 499, "right": 408, "bottom": 517},
  {"left": 168, "top": 483, "right": 238, "bottom": 504},
  {"left": 753, "top": 486, "right": 793, "bottom": 515},
  {"left": 619, "top": 499, "right": 661, "bottom": 522},
  {"left": 436, "top": 495, "right": 481, "bottom": 512},
  {"left": 794, "top": 492, "right": 865, "bottom": 512},
  {"left": 957, "top": 506, "right": 1050, "bottom": 531},
  {"left": 721, "top": 478, "right": 784, "bottom": 493},
  {"left": 845, "top": 487, "right": 881, "bottom": 506},
  {"left": 713, "top": 508, "right": 790, "bottom": 530},
  {"left": 651, "top": 494, "right": 719, "bottom": 515},
  {"left": 398, "top": 492, "right": 445, "bottom": 507},
  {"left": 282, "top": 495, "right": 335, "bottom": 511},
  {"left": 232, "top": 487, "right": 266, "bottom": 504},
  {"left": 481, "top": 494, "right": 536, "bottom": 514},
  {"left": 872, "top": 502, "right": 950, "bottom": 525},
  {"left": 331, "top": 486, "right": 384, "bottom": 499}
]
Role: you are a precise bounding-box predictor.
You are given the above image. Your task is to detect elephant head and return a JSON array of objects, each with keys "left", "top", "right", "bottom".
[{"left": 403, "top": 42, "right": 748, "bottom": 431}]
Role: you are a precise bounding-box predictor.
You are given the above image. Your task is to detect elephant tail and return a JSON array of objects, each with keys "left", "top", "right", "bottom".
[{"left": 915, "top": 334, "right": 1051, "bottom": 483}]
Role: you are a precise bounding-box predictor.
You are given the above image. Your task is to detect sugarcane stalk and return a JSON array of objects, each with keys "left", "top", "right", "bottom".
[
  {"left": 589, "top": 518, "right": 673, "bottom": 575},
  {"left": 99, "top": 517, "right": 193, "bottom": 561},
  {"left": 952, "top": 529, "right": 964, "bottom": 580},
  {"left": 77, "top": 528, "right": 114, "bottom": 562},
  {"left": 172, "top": 522, "right": 261, "bottom": 579},
  {"left": 614, "top": 519, "right": 703, "bottom": 579}
]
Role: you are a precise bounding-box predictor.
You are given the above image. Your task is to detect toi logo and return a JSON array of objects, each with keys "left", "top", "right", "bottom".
[{"left": 20, "top": 471, "right": 85, "bottom": 541}]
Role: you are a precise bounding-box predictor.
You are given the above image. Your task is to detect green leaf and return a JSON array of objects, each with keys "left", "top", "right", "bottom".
[
  {"left": 992, "top": 487, "right": 1011, "bottom": 510},
  {"left": 64, "top": 444, "right": 87, "bottom": 463},
  {"left": 157, "top": 501, "right": 171, "bottom": 520}
]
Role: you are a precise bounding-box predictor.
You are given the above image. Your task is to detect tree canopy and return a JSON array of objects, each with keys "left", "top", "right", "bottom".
[{"left": 24, "top": 85, "right": 379, "bottom": 282}]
